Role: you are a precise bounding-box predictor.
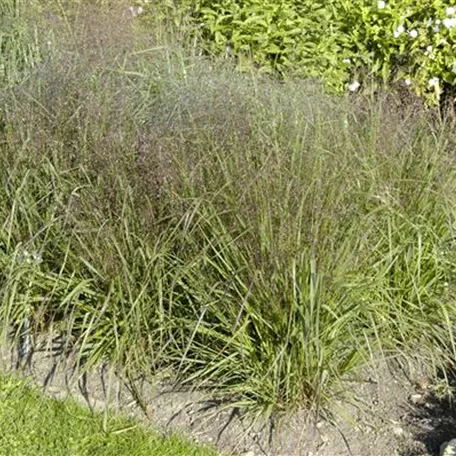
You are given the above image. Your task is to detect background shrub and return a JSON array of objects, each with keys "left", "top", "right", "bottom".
[{"left": 145, "top": 0, "right": 456, "bottom": 105}]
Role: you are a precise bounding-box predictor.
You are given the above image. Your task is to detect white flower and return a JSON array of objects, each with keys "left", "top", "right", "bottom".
[
  {"left": 404, "top": 78, "right": 412, "bottom": 86},
  {"left": 424, "top": 45, "right": 433, "bottom": 55},
  {"left": 393, "top": 24, "right": 405, "bottom": 38},
  {"left": 378, "top": 0, "right": 386, "bottom": 9},
  {"left": 446, "top": 6, "right": 456, "bottom": 16},
  {"left": 443, "top": 17, "right": 456, "bottom": 28},
  {"left": 348, "top": 80, "right": 361, "bottom": 92},
  {"left": 436, "top": 19, "right": 442, "bottom": 24},
  {"left": 428, "top": 77, "right": 439, "bottom": 87},
  {"left": 343, "top": 58, "right": 352, "bottom": 64},
  {"left": 434, "top": 25, "right": 441, "bottom": 32},
  {"left": 408, "top": 29, "right": 418, "bottom": 38},
  {"left": 427, "top": 18, "right": 433, "bottom": 26}
]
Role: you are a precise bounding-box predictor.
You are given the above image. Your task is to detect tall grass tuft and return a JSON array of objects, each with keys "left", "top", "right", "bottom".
[
  {"left": 1, "top": 2, "right": 456, "bottom": 416},
  {"left": 0, "top": 0, "right": 48, "bottom": 88}
]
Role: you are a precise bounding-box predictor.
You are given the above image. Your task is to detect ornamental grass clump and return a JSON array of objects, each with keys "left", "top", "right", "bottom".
[{"left": 1, "top": 1, "right": 456, "bottom": 416}]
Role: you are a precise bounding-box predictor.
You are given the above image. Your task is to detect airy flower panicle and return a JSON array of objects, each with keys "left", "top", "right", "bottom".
[{"left": 18, "top": 249, "right": 42, "bottom": 265}]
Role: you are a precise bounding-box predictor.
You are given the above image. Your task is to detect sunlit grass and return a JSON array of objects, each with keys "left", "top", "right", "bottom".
[{"left": 0, "top": 374, "right": 218, "bottom": 456}]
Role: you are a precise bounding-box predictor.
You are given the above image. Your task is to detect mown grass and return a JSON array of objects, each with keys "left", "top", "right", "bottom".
[
  {"left": 0, "top": 374, "right": 217, "bottom": 456},
  {"left": 1, "top": 0, "right": 456, "bottom": 418}
]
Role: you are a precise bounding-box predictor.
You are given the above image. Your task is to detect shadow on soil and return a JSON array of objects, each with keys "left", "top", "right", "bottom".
[{"left": 401, "top": 370, "right": 456, "bottom": 456}]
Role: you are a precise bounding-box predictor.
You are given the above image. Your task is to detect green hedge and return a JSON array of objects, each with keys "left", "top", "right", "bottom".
[{"left": 144, "top": 0, "right": 456, "bottom": 105}]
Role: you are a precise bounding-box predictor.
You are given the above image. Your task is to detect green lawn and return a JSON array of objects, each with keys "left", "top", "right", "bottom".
[{"left": 0, "top": 375, "right": 218, "bottom": 456}]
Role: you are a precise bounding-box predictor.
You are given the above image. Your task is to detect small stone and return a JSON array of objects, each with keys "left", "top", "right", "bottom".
[
  {"left": 415, "top": 378, "right": 430, "bottom": 391},
  {"left": 393, "top": 426, "right": 405, "bottom": 437},
  {"left": 441, "top": 439, "right": 456, "bottom": 456},
  {"left": 320, "top": 433, "right": 329, "bottom": 443},
  {"left": 127, "top": 6, "right": 145, "bottom": 17},
  {"left": 410, "top": 393, "right": 423, "bottom": 404}
]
